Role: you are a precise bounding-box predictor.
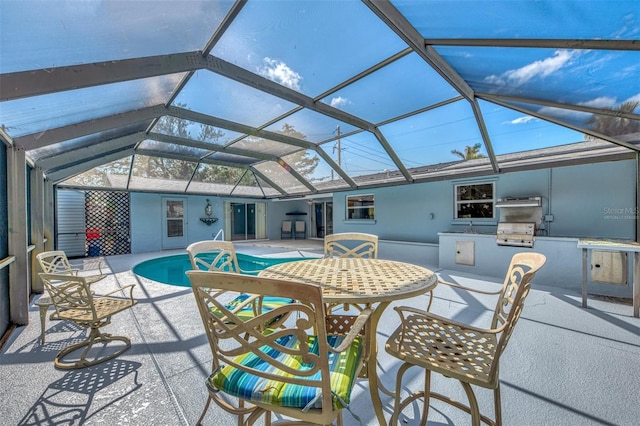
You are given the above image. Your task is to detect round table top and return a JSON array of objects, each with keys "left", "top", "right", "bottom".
[{"left": 259, "top": 257, "right": 437, "bottom": 304}]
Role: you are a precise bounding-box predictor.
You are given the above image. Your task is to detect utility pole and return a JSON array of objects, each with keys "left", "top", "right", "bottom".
[{"left": 332, "top": 125, "right": 341, "bottom": 181}]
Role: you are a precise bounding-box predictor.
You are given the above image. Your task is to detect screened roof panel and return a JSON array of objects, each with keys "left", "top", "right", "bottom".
[
  {"left": 211, "top": 0, "right": 407, "bottom": 97},
  {"left": 392, "top": 0, "right": 639, "bottom": 40},
  {"left": 138, "top": 140, "right": 210, "bottom": 160},
  {"left": 62, "top": 157, "right": 133, "bottom": 189},
  {"left": 129, "top": 175, "right": 189, "bottom": 193},
  {"left": 205, "top": 152, "right": 257, "bottom": 166},
  {"left": 499, "top": 99, "right": 640, "bottom": 140},
  {"left": 152, "top": 116, "right": 243, "bottom": 146},
  {"left": 438, "top": 46, "right": 640, "bottom": 108},
  {"left": 130, "top": 154, "right": 197, "bottom": 183},
  {"left": 253, "top": 161, "right": 309, "bottom": 195},
  {"left": 230, "top": 172, "right": 268, "bottom": 197},
  {"left": 0, "top": 0, "right": 233, "bottom": 73},
  {"left": 188, "top": 163, "right": 249, "bottom": 196},
  {"left": 281, "top": 149, "right": 349, "bottom": 190},
  {"left": 477, "top": 100, "right": 588, "bottom": 155},
  {"left": 319, "top": 52, "right": 460, "bottom": 123},
  {"left": 1, "top": 74, "right": 184, "bottom": 138},
  {"left": 255, "top": 176, "right": 282, "bottom": 197},
  {"left": 263, "top": 109, "right": 359, "bottom": 144},
  {"left": 380, "top": 101, "right": 485, "bottom": 169},
  {"left": 229, "top": 136, "right": 300, "bottom": 157},
  {"left": 319, "top": 131, "right": 398, "bottom": 178},
  {"left": 173, "top": 70, "right": 298, "bottom": 128},
  {"left": 28, "top": 123, "right": 146, "bottom": 162}
]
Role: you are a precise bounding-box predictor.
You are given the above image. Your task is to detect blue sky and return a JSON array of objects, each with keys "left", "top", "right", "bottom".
[{"left": 1, "top": 0, "right": 638, "bottom": 185}]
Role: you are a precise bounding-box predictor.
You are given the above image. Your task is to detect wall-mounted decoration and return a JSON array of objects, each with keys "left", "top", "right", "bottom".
[{"left": 200, "top": 199, "right": 218, "bottom": 226}]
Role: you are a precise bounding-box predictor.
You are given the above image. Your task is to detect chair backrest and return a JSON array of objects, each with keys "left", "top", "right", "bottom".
[
  {"left": 295, "top": 220, "right": 305, "bottom": 232},
  {"left": 187, "top": 271, "right": 360, "bottom": 422},
  {"left": 39, "top": 273, "right": 94, "bottom": 318},
  {"left": 324, "top": 232, "right": 379, "bottom": 259},
  {"left": 281, "top": 220, "right": 292, "bottom": 232},
  {"left": 186, "top": 240, "right": 240, "bottom": 273},
  {"left": 491, "top": 252, "right": 546, "bottom": 367},
  {"left": 36, "top": 250, "right": 75, "bottom": 275}
]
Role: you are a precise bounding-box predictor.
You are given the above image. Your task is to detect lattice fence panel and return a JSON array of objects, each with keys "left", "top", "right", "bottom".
[{"left": 85, "top": 191, "right": 131, "bottom": 256}]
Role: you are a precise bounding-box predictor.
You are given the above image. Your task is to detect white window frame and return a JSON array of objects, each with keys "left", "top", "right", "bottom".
[
  {"left": 453, "top": 181, "right": 495, "bottom": 220},
  {"left": 346, "top": 194, "right": 375, "bottom": 220}
]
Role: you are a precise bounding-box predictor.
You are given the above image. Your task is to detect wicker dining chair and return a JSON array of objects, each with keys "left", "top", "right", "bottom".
[
  {"left": 385, "top": 252, "right": 546, "bottom": 426},
  {"left": 324, "top": 233, "right": 379, "bottom": 259},
  {"left": 187, "top": 270, "right": 371, "bottom": 426},
  {"left": 34, "top": 250, "right": 107, "bottom": 344},
  {"left": 39, "top": 273, "right": 136, "bottom": 370},
  {"left": 186, "top": 240, "right": 293, "bottom": 328}
]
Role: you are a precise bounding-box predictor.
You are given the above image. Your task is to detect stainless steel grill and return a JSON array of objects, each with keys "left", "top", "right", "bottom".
[{"left": 496, "top": 222, "right": 536, "bottom": 247}]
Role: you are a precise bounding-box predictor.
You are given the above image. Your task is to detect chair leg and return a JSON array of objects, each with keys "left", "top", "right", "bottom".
[
  {"left": 390, "top": 362, "right": 428, "bottom": 425},
  {"left": 460, "top": 381, "right": 481, "bottom": 426},
  {"left": 196, "top": 395, "right": 213, "bottom": 426},
  {"left": 38, "top": 304, "right": 48, "bottom": 344},
  {"left": 54, "top": 326, "right": 131, "bottom": 370},
  {"left": 494, "top": 383, "right": 502, "bottom": 426},
  {"left": 421, "top": 369, "right": 431, "bottom": 425}
]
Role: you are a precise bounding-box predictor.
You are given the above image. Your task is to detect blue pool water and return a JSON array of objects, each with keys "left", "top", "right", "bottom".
[{"left": 133, "top": 252, "right": 305, "bottom": 287}]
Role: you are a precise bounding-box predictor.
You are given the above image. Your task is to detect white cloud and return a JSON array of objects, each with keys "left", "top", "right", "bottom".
[
  {"left": 625, "top": 93, "right": 640, "bottom": 104},
  {"left": 258, "top": 57, "right": 302, "bottom": 91},
  {"left": 579, "top": 96, "right": 617, "bottom": 109},
  {"left": 538, "top": 105, "right": 590, "bottom": 121},
  {"left": 485, "top": 50, "right": 579, "bottom": 86},
  {"left": 506, "top": 115, "right": 537, "bottom": 125},
  {"left": 329, "top": 96, "right": 349, "bottom": 108}
]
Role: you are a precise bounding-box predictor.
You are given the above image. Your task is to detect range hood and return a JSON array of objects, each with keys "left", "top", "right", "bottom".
[{"left": 496, "top": 197, "right": 542, "bottom": 208}]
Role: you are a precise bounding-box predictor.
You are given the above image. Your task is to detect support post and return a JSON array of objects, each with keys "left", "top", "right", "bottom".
[
  {"left": 30, "top": 168, "right": 45, "bottom": 293},
  {"left": 8, "top": 146, "right": 29, "bottom": 325}
]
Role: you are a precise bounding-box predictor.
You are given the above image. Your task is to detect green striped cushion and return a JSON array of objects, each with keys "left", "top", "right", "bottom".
[
  {"left": 208, "top": 334, "right": 362, "bottom": 409},
  {"left": 213, "top": 293, "right": 294, "bottom": 322}
]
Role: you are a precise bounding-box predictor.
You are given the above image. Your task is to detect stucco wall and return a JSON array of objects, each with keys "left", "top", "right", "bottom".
[
  {"left": 128, "top": 160, "right": 636, "bottom": 264},
  {"left": 332, "top": 161, "right": 636, "bottom": 242}
]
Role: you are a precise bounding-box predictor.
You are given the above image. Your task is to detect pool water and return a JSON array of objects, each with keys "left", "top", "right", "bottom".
[{"left": 133, "top": 252, "right": 305, "bottom": 287}]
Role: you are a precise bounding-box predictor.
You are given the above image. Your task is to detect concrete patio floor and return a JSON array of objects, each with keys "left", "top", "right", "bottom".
[{"left": 1, "top": 239, "right": 639, "bottom": 425}]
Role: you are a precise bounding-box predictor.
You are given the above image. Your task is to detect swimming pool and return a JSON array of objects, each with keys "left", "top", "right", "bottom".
[{"left": 133, "top": 252, "right": 306, "bottom": 287}]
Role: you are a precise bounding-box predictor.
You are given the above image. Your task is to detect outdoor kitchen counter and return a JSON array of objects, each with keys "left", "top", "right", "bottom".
[{"left": 438, "top": 233, "right": 637, "bottom": 301}]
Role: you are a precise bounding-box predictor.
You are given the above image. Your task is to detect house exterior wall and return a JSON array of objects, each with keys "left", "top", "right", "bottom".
[
  {"left": 129, "top": 160, "right": 636, "bottom": 252},
  {"left": 130, "top": 195, "right": 311, "bottom": 252},
  {"left": 126, "top": 159, "right": 636, "bottom": 297},
  {"left": 332, "top": 161, "right": 636, "bottom": 241}
]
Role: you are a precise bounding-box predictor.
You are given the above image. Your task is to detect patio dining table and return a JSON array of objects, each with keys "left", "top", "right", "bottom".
[{"left": 259, "top": 257, "right": 438, "bottom": 425}]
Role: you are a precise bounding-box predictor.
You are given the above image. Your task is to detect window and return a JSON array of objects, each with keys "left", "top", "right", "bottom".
[
  {"left": 454, "top": 182, "right": 494, "bottom": 219},
  {"left": 346, "top": 194, "right": 374, "bottom": 220}
]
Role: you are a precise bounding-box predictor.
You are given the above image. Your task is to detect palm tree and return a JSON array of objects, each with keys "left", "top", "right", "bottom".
[
  {"left": 451, "top": 143, "right": 486, "bottom": 160},
  {"left": 585, "top": 101, "right": 640, "bottom": 139}
]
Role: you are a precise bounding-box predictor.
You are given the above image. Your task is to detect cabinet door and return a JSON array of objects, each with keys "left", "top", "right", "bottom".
[{"left": 455, "top": 241, "right": 475, "bottom": 266}]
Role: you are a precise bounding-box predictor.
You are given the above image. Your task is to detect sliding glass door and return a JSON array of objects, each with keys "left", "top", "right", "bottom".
[
  {"left": 225, "top": 202, "right": 266, "bottom": 241},
  {"left": 311, "top": 201, "right": 333, "bottom": 238}
]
